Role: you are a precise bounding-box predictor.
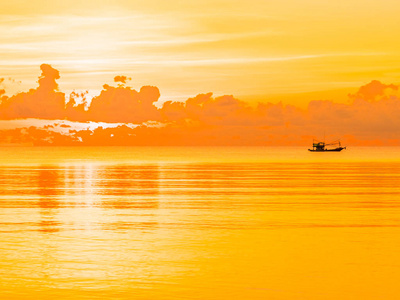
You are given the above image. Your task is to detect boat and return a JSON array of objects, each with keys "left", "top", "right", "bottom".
[{"left": 308, "top": 139, "right": 346, "bottom": 152}]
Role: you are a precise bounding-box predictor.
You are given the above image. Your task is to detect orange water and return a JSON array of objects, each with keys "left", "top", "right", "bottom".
[{"left": 1, "top": 147, "right": 400, "bottom": 299}]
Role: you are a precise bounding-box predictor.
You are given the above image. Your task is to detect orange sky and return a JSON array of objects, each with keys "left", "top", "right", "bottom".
[
  {"left": 1, "top": 0, "right": 400, "bottom": 103},
  {"left": 1, "top": 0, "right": 400, "bottom": 145}
]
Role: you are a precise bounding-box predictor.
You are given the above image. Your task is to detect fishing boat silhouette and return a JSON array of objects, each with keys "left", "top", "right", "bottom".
[{"left": 308, "top": 139, "right": 346, "bottom": 152}]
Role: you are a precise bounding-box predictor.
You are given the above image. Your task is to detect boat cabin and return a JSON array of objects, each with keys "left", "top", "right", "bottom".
[{"left": 313, "top": 142, "right": 326, "bottom": 151}]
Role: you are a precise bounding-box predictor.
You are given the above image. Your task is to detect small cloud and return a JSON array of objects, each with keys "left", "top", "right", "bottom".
[{"left": 114, "top": 75, "right": 131, "bottom": 84}]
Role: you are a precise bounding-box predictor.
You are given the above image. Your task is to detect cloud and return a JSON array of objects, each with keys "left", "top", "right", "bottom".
[
  {"left": 86, "top": 84, "right": 161, "bottom": 123},
  {"left": 1, "top": 64, "right": 400, "bottom": 146},
  {"left": 0, "top": 126, "right": 79, "bottom": 146},
  {"left": 0, "top": 64, "right": 162, "bottom": 123},
  {"left": 114, "top": 76, "right": 131, "bottom": 84},
  {"left": 0, "top": 64, "right": 66, "bottom": 119},
  {"left": 349, "top": 80, "right": 398, "bottom": 102}
]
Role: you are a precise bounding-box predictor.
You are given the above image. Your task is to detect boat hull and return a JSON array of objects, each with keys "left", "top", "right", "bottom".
[{"left": 308, "top": 147, "right": 346, "bottom": 152}]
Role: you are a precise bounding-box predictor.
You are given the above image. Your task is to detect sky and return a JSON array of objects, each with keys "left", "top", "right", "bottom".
[
  {"left": 1, "top": 0, "right": 400, "bottom": 101},
  {"left": 0, "top": 0, "right": 400, "bottom": 146}
]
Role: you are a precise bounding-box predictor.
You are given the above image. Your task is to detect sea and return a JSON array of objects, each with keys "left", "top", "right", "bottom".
[{"left": 0, "top": 146, "right": 400, "bottom": 300}]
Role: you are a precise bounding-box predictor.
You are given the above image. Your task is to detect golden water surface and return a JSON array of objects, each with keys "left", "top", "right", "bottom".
[{"left": 0, "top": 147, "right": 400, "bottom": 299}]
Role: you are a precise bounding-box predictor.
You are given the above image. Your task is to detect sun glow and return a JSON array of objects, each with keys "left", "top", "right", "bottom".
[{"left": 1, "top": 0, "right": 399, "bottom": 102}]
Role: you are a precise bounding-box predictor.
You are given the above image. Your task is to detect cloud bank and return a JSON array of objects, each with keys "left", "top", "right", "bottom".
[{"left": 1, "top": 64, "right": 400, "bottom": 146}]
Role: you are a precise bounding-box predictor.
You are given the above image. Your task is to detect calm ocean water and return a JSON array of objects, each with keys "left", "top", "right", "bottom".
[{"left": 1, "top": 147, "right": 400, "bottom": 299}]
